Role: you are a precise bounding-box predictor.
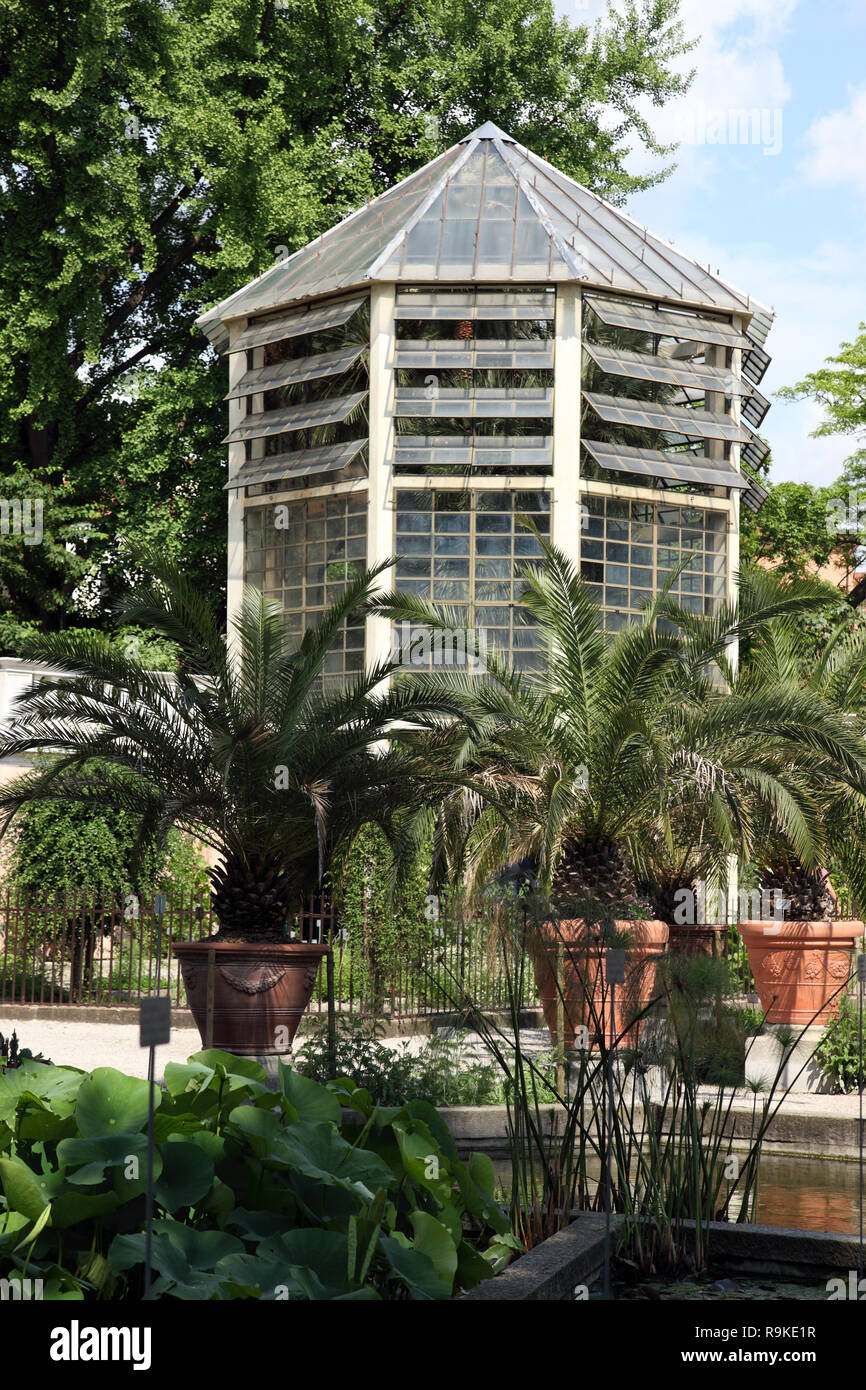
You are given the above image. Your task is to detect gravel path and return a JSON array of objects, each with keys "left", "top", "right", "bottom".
[
  {"left": 0, "top": 1016, "right": 553, "bottom": 1083},
  {"left": 1, "top": 1013, "right": 204, "bottom": 1081}
]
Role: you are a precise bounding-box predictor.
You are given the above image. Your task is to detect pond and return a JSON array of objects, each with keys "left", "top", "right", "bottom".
[
  {"left": 491, "top": 1151, "right": 865, "bottom": 1235},
  {"left": 752, "top": 1153, "right": 861, "bottom": 1234}
]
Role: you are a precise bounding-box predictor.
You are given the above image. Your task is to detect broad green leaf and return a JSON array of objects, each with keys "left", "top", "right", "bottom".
[
  {"left": 188, "top": 1051, "right": 267, "bottom": 1084},
  {"left": 57, "top": 1133, "right": 150, "bottom": 1187},
  {"left": 404, "top": 1100, "right": 458, "bottom": 1162},
  {"left": 0, "top": 1154, "right": 50, "bottom": 1220},
  {"left": 51, "top": 1189, "right": 121, "bottom": 1230},
  {"left": 380, "top": 1234, "right": 446, "bottom": 1301},
  {"left": 278, "top": 1121, "right": 394, "bottom": 1198},
  {"left": 226, "top": 1208, "right": 291, "bottom": 1240},
  {"left": 153, "top": 1142, "right": 214, "bottom": 1212},
  {"left": 407, "top": 1211, "right": 457, "bottom": 1295},
  {"left": 455, "top": 1238, "right": 496, "bottom": 1291},
  {"left": 258, "top": 1228, "right": 349, "bottom": 1292},
  {"left": 162, "top": 1060, "right": 215, "bottom": 1096},
  {"left": 453, "top": 1158, "right": 510, "bottom": 1234},
  {"left": 225, "top": 1104, "right": 283, "bottom": 1157},
  {"left": 280, "top": 1067, "right": 342, "bottom": 1125},
  {"left": 75, "top": 1069, "right": 154, "bottom": 1138},
  {"left": 392, "top": 1124, "right": 452, "bottom": 1203}
]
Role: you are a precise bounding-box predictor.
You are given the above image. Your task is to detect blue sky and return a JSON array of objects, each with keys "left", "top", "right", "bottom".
[{"left": 555, "top": 0, "right": 866, "bottom": 488}]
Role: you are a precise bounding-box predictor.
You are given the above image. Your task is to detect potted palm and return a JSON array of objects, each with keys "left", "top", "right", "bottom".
[
  {"left": 379, "top": 543, "right": 866, "bottom": 1047},
  {"left": 730, "top": 575, "right": 866, "bottom": 1023},
  {"left": 0, "top": 555, "right": 462, "bottom": 1058}
]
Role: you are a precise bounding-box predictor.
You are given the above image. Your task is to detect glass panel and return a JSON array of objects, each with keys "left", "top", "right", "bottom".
[{"left": 243, "top": 494, "right": 367, "bottom": 689}]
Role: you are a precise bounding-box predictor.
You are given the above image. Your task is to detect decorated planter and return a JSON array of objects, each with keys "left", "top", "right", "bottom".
[
  {"left": 532, "top": 919, "right": 669, "bottom": 1049},
  {"left": 172, "top": 940, "right": 329, "bottom": 1056},
  {"left": 739, "top": 920, "right": 864, "bottom": 1026}
]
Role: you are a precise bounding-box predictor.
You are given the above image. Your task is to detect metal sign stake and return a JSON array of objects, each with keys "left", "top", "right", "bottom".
[
  {"left": 604, "top": 947, "right": 625, "bottom": 1301},
  {"left": 141, "top": 894, "right": 170, "bottom": 1301},
  {"left": 858, "top": 953, "right": 866, "bottom": 1285}
]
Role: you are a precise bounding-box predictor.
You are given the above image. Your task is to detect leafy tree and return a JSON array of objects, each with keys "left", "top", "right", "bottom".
[
  {"left": 739, "top": 479, "right": 840, "bottom": 578},
  {"left": 0, "top": 0, "right": 695, "bottom": 632},
  {"left": 777, "top": 323, "right": 866, "bottom": 479}
]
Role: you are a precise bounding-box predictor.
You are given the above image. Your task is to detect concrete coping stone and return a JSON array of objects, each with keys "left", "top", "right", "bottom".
[{"left": 460, "top": 1217, "right": 860, "bottom": 1300}]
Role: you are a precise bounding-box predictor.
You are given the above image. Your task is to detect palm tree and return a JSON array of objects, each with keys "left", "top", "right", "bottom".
[
  {"left": 729, "top": 564, "right": 866, "bottom": 912},
  {"left": 375, "top": 540, "right": 866, "bottom": 918},
  {"left": 0, "top": 554, "right": 467, "bottom": 939}
]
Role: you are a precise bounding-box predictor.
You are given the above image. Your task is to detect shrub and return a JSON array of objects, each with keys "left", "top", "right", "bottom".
[
  {"left": 294, "top": 1017, "right": 505, "bottom": 1107},
  {"left": 815, "top": 994, "right": 863, "bottom": 1094},
  {"left": 6, "top": 757, "right": 208, "bottom": 902},
  {"left": 329, "top": 825, "right": 432, "bottom": 1011}
]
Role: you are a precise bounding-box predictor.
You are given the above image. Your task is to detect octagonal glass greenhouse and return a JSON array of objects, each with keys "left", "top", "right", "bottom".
[{"left": 197, "top": 122, "right": 773, "bottom": 681}]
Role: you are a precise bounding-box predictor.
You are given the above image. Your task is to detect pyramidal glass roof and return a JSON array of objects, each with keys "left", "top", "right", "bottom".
[{"left": 197, "top": 122, "right": 773, "bottom": 347}]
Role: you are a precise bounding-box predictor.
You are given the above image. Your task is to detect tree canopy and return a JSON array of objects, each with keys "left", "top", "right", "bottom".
[{"left": 0, "top": 0, "right": 694, "bottom": 640}]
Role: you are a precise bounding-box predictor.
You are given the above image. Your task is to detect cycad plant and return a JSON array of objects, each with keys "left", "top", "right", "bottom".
[
  {"left": 377, "top": 539, "right": 866, "bottom": 916},
  {"left": 727, "top": 565, "right": 866, "bottom": 912},
  {"left": 0, "top": 554, "right": 465, "bottom": 940}
]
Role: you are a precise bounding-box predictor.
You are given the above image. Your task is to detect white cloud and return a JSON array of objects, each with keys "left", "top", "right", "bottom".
[
  {"left": 800, "top": 86, "right": 866, "bottom": 196},
  {"left": 553, "top": 2, "right": 796, "bottom": 181}
]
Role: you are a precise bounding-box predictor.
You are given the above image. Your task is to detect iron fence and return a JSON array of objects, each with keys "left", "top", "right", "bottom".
[
  {"left": 1, "top": 887, "right": 856, "bottom": 1017},
  {"left": 0, "top": 889, "right": 524, "bottom": 1016}
]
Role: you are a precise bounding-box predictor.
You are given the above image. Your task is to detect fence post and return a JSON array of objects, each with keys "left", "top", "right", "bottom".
[{"left": 19, "top": 889, "right": 28, "bottom": 1005}]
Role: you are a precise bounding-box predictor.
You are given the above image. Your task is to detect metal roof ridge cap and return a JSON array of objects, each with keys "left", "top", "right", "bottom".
[
  {"left": 461, "top": 121, "right": 515, "bottom": 143},
  {"left": 366, "top": 138, "right": 479, "bottom": 279},
  {"left": 496, "top": 139, "right": 591, "bottom": 280}
]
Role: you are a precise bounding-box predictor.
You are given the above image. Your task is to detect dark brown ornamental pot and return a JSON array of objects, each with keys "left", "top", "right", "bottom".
[{"left": 172, "top": 940, "right": 329, "bottom": 1056}]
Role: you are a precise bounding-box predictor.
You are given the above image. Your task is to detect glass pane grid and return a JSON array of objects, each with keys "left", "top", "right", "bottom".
[
  {"left": 394, "top": 489, "right": 550, "bottom": 673},
  {"left": 244, "top": 495, "right": 368, "bottom": 689},
  {"left": 580, "top": 495, "right": 728, "bottom": 627}
]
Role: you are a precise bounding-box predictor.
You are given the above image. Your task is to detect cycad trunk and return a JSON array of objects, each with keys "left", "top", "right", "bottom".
[
  {"left": 552, "top": 838, "right": 637, "bottom": 913},
  {"left": 762, "top": 865, "right": 836, "bottom": 921},
  {"left": 210, "top": 854, "right": 297, "bottom": 940}
]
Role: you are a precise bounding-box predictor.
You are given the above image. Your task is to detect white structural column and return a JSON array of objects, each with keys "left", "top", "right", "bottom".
[
  {"left": 724, "top": 331, "right": 746, "bottom": 927},
  {"left": 365, "top": 283, "right": 397, "bottom": 672},
  {"left": 550, "top": 285, "right": 582, "bottom": 561},
  {"left": 225, "top": 317, "right": 248, "bottom": 646}
]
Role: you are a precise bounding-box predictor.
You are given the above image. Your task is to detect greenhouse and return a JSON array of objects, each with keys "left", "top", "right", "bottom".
[{"left": 198, "top": 120, "right": 774, "bottom": 671}]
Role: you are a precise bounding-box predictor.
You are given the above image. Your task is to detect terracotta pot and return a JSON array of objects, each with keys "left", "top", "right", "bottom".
[
  {"left": 532, "top": 919, "right": 669, "bottom": 1049},
  {"left": 739, "top": 919, "right": 864, "bottom": 1026},
  {"left": 172, "top": 939, "right": 329, "bottom": 1056}
]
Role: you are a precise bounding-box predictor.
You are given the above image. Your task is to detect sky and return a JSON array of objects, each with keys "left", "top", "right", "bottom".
[{"left": 555, "top": 0, "right": 866, "bottom": 489}]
